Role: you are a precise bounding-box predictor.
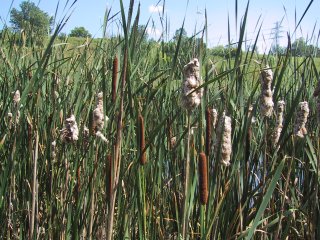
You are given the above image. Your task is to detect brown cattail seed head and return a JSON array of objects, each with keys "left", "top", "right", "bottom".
[
  {"left": 138, "top": 114, "right": 146, "bottom": 165},
  {"left": 294, "top": 101, "right": 309, "bottom": 138},
  {"left": 260, "top": 66, "right": 274, "bottom": 117},
  {"left": 198, "top": 152, "right": 208, "bottom": 205},
  {"left": 272, "top": 100, "right": 285, "bottom": 146},
  {"left": 181, "top": 58, "right": 203, "bottom": 110},
  {"left": 60, "top": 114, "right": 79, "bottom": 142},
  {"left": 112, "top": 56, "right": 118, "bottom": 103},
  {"left": 214, "top": 112, "right": 232, "bottom": 166}
]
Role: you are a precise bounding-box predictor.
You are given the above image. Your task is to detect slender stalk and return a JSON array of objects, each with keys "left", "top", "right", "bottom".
[
  {"left": 30, "top": 130, "right": 39, "bottom": 238},
  {"left": 107, "top": 48, "right": 128, "bottom": 240},
  {"left": 89, "top": 145, "right": 98, "bottom": 239},
  {"left": 275, "top": 136, "right": 295, "bottom": 239},
  {"left": 182, "top": 111, "right": 191, "bottom": 239}
]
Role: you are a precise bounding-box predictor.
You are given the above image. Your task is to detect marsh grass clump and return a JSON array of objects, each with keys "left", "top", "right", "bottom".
[
  {"left": 294, "top": 101, "right": 309, "bottom": 138},
  {"left": 260, "top": 66, "right": 274, "bottom": 118},
  {"left": 181, "top": 58, "right": 203, "bottom": 111}
]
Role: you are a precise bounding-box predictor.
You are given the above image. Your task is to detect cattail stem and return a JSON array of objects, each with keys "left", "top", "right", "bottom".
[
  {"left": 89, "top": 146, "right": 98, "bottom": 239},
  {"left": 106, "top": 154, "right": 112, "bottom": 201},
  {"left": 205, "top": 108, "right": 211, "bottom": 157},
  {"left": 182, "top": 111, "right": 191, "bottom": 239},
  {"left": 112, "top": 56, "right": 118, "bottom": 103},
  {"left": 107, "top": 48, "right": 128, "bottom": 240},
  {"left": 30, "top": 130, "right": 39, "bottom": 238},
  {"left": 138, "top": 114, "right": 146, "bottom": 165}
]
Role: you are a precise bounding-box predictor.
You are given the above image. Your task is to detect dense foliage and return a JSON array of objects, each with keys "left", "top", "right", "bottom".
[{"left": 0, "top": 1, "right": 319, "bottom": 239}]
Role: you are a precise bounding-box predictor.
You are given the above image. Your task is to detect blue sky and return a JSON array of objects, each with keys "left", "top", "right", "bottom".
[{"left": 1, "top": 0, "right": 319, "bottom": 51}]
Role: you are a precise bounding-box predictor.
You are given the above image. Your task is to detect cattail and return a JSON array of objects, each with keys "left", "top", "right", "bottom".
[
  {"left": 272, "top": 101, "right": 285, "bottom": 146},
  {"left": 170, "top": 136, "right": 177, "bottom": 148},
  {"left": 51, "top": 141, "right": 56, "bottom": 159},
  {"left": 211, "top": 108, "right": 218, "bottom": 129},
  {"left": 181, "top": 58, "right": 203, "bottom": 110},
  {"left": 82, "top": 126, "right": 90, "bottom": 147},
  {"left": 95, "top": 131, "right": 108, "bottom": 143},
  {"left": 60, "top": 114, "right": 79, "bottom": 142},
  {"left": 198, "top": 152, "right": 208, "bottom": 205},
  {"left": 93, "top": 92, "right": 104, "bottom": 131},
  {"left": 93, "top": 92, "right": 108, "bottom": 142},
  {"left": 138, "top": 114, "right": 146, "bottom": 165},
  {"left": 205, "top": 108, "right": 212, "bottom": 156},
  {"left": 112, "top": 56, "right": 118, "bottom": 103},
  {"left": 260, "top": 66, "right": 274, "bottom": 118},
  {"left": 7, "top": 112, "right": 13, "bottom": 129},
  {"left": 294, "top": 101, "right": 309, "bottom": 138},
  {"left": 13, "top": 90, "right": 20, "bottom": 106},
  {"left": 214, "top": 112, "right": 232, "bottom": 166}
]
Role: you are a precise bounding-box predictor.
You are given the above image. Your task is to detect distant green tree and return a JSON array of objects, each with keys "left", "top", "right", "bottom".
[
  {"left": 69, "top": 27, "right": 92, "bottom": 38},
  {"left": 291, "top": 37, "right": 320, "bottom": 56},
  {"left": 58, "top": 32, "right": 67, "bottom": 41},
  {"left": 10, "top": 1, "right": 52, "bottom": 45},
  {"left": 173, "top": 27, "right": 187, "bottom": 41}
]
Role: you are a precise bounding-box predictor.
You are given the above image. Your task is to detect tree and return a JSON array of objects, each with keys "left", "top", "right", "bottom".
[
  {"left": 10, "top": 1, "right": 52, "bottom": 45},
  {"left": 173, "top": 27, "right": 187, "bottom": 41},
  {"left": 69, "top": 27, "right": 92, "bottom": 38}
]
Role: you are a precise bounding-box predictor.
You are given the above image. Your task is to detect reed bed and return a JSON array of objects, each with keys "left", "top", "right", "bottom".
[{"left": 0, "top": 0, "right": 319, "bottom": 239}]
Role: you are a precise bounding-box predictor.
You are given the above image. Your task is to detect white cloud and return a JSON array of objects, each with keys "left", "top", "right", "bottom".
[
  {"left": 149, "top": 5, "right": 163, "bottom": 13},
  {"left": 146, "top": 27, "right": 161, "bottom": 38}
]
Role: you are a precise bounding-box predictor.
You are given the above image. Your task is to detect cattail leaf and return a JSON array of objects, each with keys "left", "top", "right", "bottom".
[{"left": 246, "top": 157, "right": 285, "bottom": 239}]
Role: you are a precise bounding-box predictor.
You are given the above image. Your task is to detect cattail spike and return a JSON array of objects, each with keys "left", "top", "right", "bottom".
[
  {"left": 60, "top": 114, "right": 79, "bottom": 142},
  {"left": 198, "top": 152, "right": 208, "bottom": 205},
  {"left": 260, "top": 66, "right": 274, "bottom": 117},
  {"left": 112, "top": 56, "right": 118, "bottom": 103},
  {"left": 214, "top": 112, "right": 232, "bottom": 166},
  {"left": 138, "top": 114, "right": 146, "bottom": 165},
  {"left": 181, "top": 58, "right": 203, "bottom": 110},
  {"left": 272, "top": 100, "right": 285, "bottom": 146},
  {"left": 294, "top": 101, "right": 309, "bottom": 138}
]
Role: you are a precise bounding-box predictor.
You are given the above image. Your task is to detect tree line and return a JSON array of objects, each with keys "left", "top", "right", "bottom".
[{"left": 2, "top": 0, "right": 320, "bottom": 58}]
